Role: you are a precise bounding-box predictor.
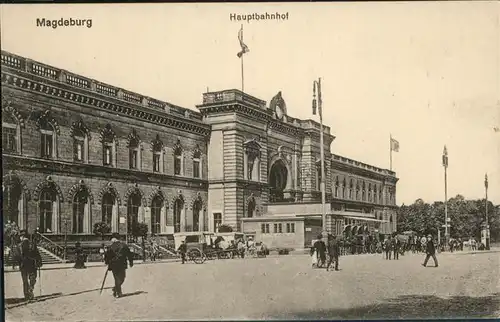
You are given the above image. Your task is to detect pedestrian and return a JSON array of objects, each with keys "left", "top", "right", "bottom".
[
  {"left": 384, "top": 236, "right": 393, "bottom": 260},
  {"left": 16, "top": 230, "right": 42, "bottom": 301},
  {"left": 422, "top": 234, "right": 439, "bottom": 268},
  {"left": 326, "top": 234, "right": 340, "bottom": 271},
  {"left": 73, "top": 242, "right": 87, "bottom": 269},
  {"left": 393, "top": 235, "right": 400, "bottom": 260},
  {"left": 104, "top": 233, "right": 134, "bottom": 298},
  {"left": 178, "top": 240, "right": 187, "bottom": 264},
  {"left": 313, "top": 235, "right": 327, "bottom": 268}
]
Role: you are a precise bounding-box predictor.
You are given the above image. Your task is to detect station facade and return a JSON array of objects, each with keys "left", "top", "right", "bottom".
[{"left": 2, "top": 51, "right": 398, "bottom": 250}]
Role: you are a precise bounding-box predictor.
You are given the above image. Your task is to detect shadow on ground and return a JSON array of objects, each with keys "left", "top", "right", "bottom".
[
  {"left": 272, "top": 293, "right": 500, "bottom": 320},
  {"left": 4, "top": 287, "right": 113, "bottom": 309}
]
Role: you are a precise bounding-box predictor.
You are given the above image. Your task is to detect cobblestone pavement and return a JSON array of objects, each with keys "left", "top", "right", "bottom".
[{"left": 4, "top": 250, "right": 500, "bottom": 321}]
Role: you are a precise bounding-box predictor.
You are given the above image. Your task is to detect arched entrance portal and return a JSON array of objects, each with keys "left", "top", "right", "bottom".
[{"left": 269, "top": 160, "right": 288, "bottom": 202}]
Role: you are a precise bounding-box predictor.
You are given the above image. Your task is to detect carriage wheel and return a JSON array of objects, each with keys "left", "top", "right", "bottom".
[
  {"left": 206, "top": 251, "right": 217, "bottom": 260},
  {"left": 188, "top": 248, "right": 206, "bottom": 264}
]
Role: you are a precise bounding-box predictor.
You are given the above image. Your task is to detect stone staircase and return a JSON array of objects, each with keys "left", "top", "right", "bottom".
[{"left": 4, "top": 245, "right": 65, "bottom": 267}]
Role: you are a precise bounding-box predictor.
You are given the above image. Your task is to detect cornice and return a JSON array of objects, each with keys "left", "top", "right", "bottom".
[
  {"left": 1, "top": 70, "right": 211, "bottom": 137},
  {"left": 3, "top": 154, "right": 208, "bottom": 190}
]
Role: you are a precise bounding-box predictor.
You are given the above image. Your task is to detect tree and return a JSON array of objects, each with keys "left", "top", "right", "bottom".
[
  {"left": 218, "top": 224, "right": 233, "bottom": 233},
  {"left": 93, "top": 222, "right": 111, "bottom": 241}
]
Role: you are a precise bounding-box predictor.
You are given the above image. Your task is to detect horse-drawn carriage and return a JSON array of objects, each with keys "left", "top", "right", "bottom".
[{"left": 174, "top": 232, "right": 215, "bottom": 264}]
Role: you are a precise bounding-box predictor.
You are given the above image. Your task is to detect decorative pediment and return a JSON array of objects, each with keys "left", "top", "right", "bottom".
[
  {"left": 70, "top": 119, "right": 91, "bottom": 139},
  {"left": 244, "top": 139, "right": 261, "bottom": 158},
  {"left": 33, "top": 176, "right": 64, "bottom": 202},
  {"left": 270, "top": 91, "right": 287, "bottom": 116},
  {"left": 68, "top": 180, "right": 94, "bottom": 204},
  {"left": 35, "top": 110, "right": 60, "bottom": 134},
  {"left": 147, "top": 186, "right": 166, "bottom": 207},
  {"left": 151, "top": 134, "right": 164, "bottom": 152},
  {"left": 127, "top": 129, "right": 141, "bottom": 147},
  {"left": 2, "top": 100, "right": 26, "bottom": 128},
  {"left": 100, "top": 124, "right": 116, "bottom": 143},
  {"left": 193, "top": 144, "right": 201, "bottom": 158},
  {"left": 173, "top": 139, "right": 183, "bottom": 154},
  {"left": 97, "top": 182, "right": 121, "bottom": 205}
]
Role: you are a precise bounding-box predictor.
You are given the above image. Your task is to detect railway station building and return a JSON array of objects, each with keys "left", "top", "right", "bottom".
[{"left": 2, "top": 50, "right": 398, "bottom": 252}]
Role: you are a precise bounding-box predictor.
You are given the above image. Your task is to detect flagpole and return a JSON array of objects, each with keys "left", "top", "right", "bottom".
[
  {"left": 240, "top": 24, "right": 244, "bottom": 93},
  {"left": 390, "top": 134, "right": 393, "bottom": 171}
]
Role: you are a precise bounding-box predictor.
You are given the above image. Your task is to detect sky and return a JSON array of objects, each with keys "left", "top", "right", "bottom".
[{"left": 1, "top": 2, "right": 499, "bottom": 206}]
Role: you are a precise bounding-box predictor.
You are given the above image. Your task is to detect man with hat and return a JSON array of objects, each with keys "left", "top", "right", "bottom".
[
  {"left": 422, "top": 234, "right": 438, "bottom": 267},
  {"left": 326, "top": 234, "right": 340, "bottom": 271},
  {"left": 104, "top": 233, "right": 134, "bottom": 298},
  {"left": 17, "top": 230, "right": 42, "bottom": 301}
]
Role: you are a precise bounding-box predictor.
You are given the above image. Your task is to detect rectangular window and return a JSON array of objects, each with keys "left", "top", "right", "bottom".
[
  {"left": 265, "top": 224, "right": 269, "bottom": 233},
  {"left": 213, "top": 213, "right": 222, "bottom": 231},
  {"left": 2, "top": 126, "right": 17, "bottom": 153},
  {"left": 103, "top": 145, "right": 112, "bottom": 165},
  {"left": 129, "top": 149, "right": 138, "bottom": 169},
  {"left": 193, "top": 159, "right": 200, "bottom": 178},
  {"left": 291, "top": 223, "right": 295, "bottom": 233},
  {"left": 153, "top": 153, "right": 161, "bottom": 172},
  {"left": 278, "top": 223, "right": 282, "bottom": 233},
  {"left": 41, "top": 133, "right": 53, "bottom": 158},
  {"left": 73, "top": 138, "right": 84, "bottom": 162},
  {"left": 261, "top": 223, "right": 266, "bottom": 234},
  {"left": 286, "top": 223, "right": 290, "bottom": 233}
]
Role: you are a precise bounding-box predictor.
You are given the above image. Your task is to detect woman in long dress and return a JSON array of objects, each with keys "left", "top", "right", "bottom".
[{"left": 310, "top": 239, "right": 318, "bottom": 268}]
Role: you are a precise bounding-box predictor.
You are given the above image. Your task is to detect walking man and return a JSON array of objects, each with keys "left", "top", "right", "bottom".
[
  {"left": 17, "top": 230, "right": 42, "bottom": 301},
  {"left": 326, "top": 234, "right": 340, "bottom": 272},
  {"left": 104, "top": 233, "right": 134, "bottom": 298},
  {"left": 313, "top": 235, "right": 327, "bottom": 268},
  {"left": 422, "top": 234, "right": 438, "bottom": 267},
  {"left": 178, "top": 240, "right": 187, "bottom": 264},
  {"left": 384, "top": 236, "right": 393, "bottom": 260},
  {"left": 393, "top": 235, "right": 400, "bottom": 260}
]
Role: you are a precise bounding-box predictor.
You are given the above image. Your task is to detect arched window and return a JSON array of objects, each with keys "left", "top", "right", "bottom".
[
  {"left": 152, "top": 135, "right": 163, "bottom": 173},
  {"left": 334, "top": 177, "right": 339, "bottom": 198},
  {"left": 128, "top": 132, "right": 140, "bottom": 170},
  {"left": 173, "top": 198, "right": 184, "bottom": 233},
  {"left": 71, "top": 121, "right": 90, "bottom": 163},
  {"left": 192, "top": 199, "right": 202, "bottom": 231},
  {"left": 362, "top": 182, "right": 366, "bottom": 201},
  {"left": 355, "top": 183, "right": 360, "bottom": 200},
  {"left": 244, "top": 140, "right": 261, "bottom": 182},
  {"left": 127, "top": 192, "right": 142, "bottom": 234},
  {"left": 39, "top": 118, "right": 57, "bottom": 159},
  {"left": 2, "top": 110, "right": 21, "bottom": 154},
  {"left": 102, "top": 124, "right": 116, "bottom": 167},
  {"left": 174, "top": 141, "right": 183, "bottom": 176},
  {"left": 193, "top": 148, "right": 201, "bottom": 179},
  {"left": 247, "top": 198, "right": 256, "bottom": 218},
  {"left": 72, "top": 189, "right": 89, "bottom": 233},
  {"left": 349, "top": 179, "right": 353, "bottom": 199},
  {"left": 342, "top": 178, "right": 346, "bottom": 198},
  {"left": 390, "top": 215, "right": 393, "bottom": 232},
  {"left": 151, "top": 196, "right": 163, "bottom": 235},
  {"left": 102, "top": 193, "right": 115, "bottom": 228},
  {"left": 39, "top": 189, "right": 56, "bottom": 233}
]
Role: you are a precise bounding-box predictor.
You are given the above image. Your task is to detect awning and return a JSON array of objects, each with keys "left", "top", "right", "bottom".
[{"left": 344, "top": 215, "right": 388, "bottom": 223}]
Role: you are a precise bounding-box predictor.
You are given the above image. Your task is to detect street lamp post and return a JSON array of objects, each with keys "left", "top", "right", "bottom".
[
  {"left": 442, "top": 145, "right": 449, "bottom": 250},
  {"left": 485, "top": 173, "right": 490, "bottom": 250},
  {"left": 312, "top": 78, "right": 327, "bottom": 238}
]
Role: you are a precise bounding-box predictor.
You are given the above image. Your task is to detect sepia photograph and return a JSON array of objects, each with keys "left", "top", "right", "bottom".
[{"left": 1, "top": 2, "right": 499, "bottom": 320}]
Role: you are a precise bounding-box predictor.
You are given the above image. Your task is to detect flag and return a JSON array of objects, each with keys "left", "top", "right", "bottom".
[
  {"left": 442, "top": 145, "right": 448, "bottom": 168},
  {"left": 390, "top": 137, "right": 400, "bottom": 152},
  {"left": 237, "top": 26, "right": 249, "bottom": 58}
]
